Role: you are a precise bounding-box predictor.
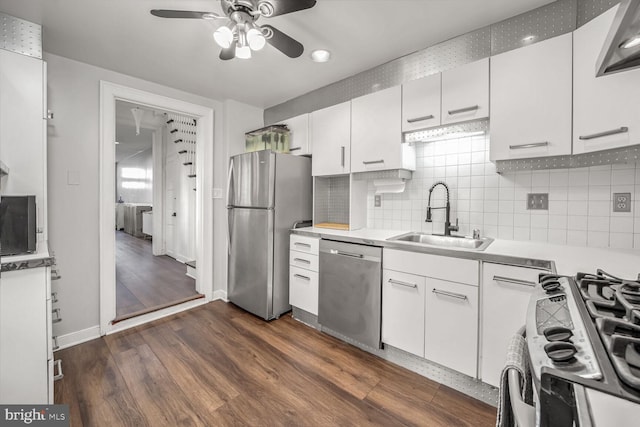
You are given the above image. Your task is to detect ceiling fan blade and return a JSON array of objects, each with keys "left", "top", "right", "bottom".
[
  {"left": 261, "top": 25, "right": 304, "bottom": 58},
  {"left": 257, "top": 0, "right": 317, "bottom": 17},
  {"left": 150, "top": 10, "right": 223, "bottom": 20},
  {"left": 219, "top": 45, "right": 236, "bottom": 60}
]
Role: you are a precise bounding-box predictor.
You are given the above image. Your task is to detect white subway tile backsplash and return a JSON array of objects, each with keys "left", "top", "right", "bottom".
[{"left": 367, "top": 136, "right": 639, "bottom": 250}]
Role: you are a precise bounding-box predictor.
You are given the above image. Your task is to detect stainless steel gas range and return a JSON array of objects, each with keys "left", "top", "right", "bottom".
[{"left": 525, "top": 270, "right": 640, "bottom": 426}]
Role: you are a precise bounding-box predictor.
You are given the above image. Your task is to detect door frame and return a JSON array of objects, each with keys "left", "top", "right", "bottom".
[{"left": 99, "top": 81, "right": 214, "bottom": 335}]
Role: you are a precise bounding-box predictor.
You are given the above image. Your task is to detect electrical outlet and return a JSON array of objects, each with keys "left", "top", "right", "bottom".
[
  {"left": 527, "top": 193, "right": 549, "bottom": 210},
  {"left": 374, "top": 195, "right": 382, "bottom": 207},
  {"left": 613, "top": 192, "right": 631, "bottom": 212}
]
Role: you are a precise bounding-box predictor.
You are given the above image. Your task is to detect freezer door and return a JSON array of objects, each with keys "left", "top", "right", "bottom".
[
  {"left": 227, "top": 207, "right": 274, "bottom": 319},
  {"left": 227, "top": 151, "right": 275, "bottom": 208}
]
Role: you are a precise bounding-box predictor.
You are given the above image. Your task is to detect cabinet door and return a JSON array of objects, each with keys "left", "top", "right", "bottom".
[
  {"left": 402, "top": 73, "right": 441, "bottom": 132},
  {"left": 490, "top": 34, "right": 573, "bottom": 161},
  {"left": 0, "top": 268, "right": 48, "bottom": 403},
  {"left": 573, "top": 6, "right": 640, "bottom": 154},
  {"left": 281, "top": 114, "right": 310, "bottom": 156},
  {"left": 289, "top": 266, "right": 319, "bottom": 315},
  {"left": 441, "top": 58, "right": 489, "bottom": 125},
  {"left": 425, "top": 278, "right": 478, "bottom": 377},
  {"left": 310, "top": 101, "right": 351, "bottom": 176},
  {"left": 382, "top": 269, "right": 426, "bottom": 357},
  {"left": 351, "top": 86, "right": 403, "bottom": 173},
  {"left": 481, "top": 263, "right": 544, "bottom": 387}
]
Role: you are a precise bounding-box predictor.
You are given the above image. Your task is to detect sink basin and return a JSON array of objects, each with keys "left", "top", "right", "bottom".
[{"left": 387, "top": 232, "right": 493, "bottom": 251}]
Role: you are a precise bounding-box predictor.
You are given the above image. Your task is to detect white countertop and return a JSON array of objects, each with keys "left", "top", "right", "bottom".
[{"left": 295, "top": 227, "right": 640, "bottom": 277}]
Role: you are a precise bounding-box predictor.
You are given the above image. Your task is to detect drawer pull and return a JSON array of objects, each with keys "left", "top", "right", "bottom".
[
  {"left": 294, "top": 242, "right": 311, "bottom": 248},
  {"left": 294, "top": 274, "right": 310, "bottom": 281},
  {"left": 388, "top": 278, "right": 417, "bottom": 289},
  {"left": 579, "top": 127, "right": 628, "bottom": 140},
  {"left": 341, "top": 146, "right": 345, "bottom": 167},
  {"left": 406, "top": 114, "right": 434, "bottom": 123},
  {"left": 52, "top": 308, "right": 62, "bottom": 324},
  {"left": 432, "top": 288, "right": 468, "bottom": 300},
  {"left": 509, "top": 141, "right": 549, "bottom": 150},
  {"left": 362, "top": 159, "right": 384, "bottom": 165},
  {"left": 51, "top": 269, "right": 61, "bottom": 281},
  {"left": 289, "top": 147, "right": 302, "bottom": 151},
  {"left": 54, "top": 359, "right": 64, "bottom": 381},
  {"left": 51, "top": 292, "right": 59, "bottom": 303},
  {"left": 52, "top": 336, "right": 60, "bottom": 351},
  {"left": 493, "top": 275, "right": 536, "bottom": 288},
  {"left": 448, "top": 105, "right": 479, "bottom": 115},
  {"left": 293, "top": 257, "right": 311, "bottom": 264}
]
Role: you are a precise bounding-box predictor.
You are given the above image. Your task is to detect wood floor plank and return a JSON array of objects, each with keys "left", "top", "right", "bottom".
[{"left": 56, "top": 301, "right": 497, "bottom": 426}]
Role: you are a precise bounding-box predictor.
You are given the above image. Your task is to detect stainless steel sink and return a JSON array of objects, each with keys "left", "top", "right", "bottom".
[{"left": 387, "top": 232, "right": 493, "bottom": 251}]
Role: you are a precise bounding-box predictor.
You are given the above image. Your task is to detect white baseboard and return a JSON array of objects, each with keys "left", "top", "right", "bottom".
[
  {"left": 55, "top": 325, "right": 101, "bottom": 351},
  {"left": 212, "top": 289, "right": 227, "bottom": 301}
]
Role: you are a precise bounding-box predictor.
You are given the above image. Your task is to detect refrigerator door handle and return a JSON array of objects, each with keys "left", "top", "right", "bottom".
[
  {"left": 226, "top": 158, "right": 234, "bottom": 207},
  {"left": 227, "top": 210, "right": 233, "bottom": 255}
]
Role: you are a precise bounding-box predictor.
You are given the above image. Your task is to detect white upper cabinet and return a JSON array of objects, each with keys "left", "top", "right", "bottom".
[
  {"left": 279, "top": 113, "right": 310, "bottom": 156},
  {"left": 310, "top": 101, "right": 351, "bottom": 176},
  {"left": 401, "top": 73, "right": 441, "bottom": 132},
  {"left": 441, "top": 57, "right": 489, "bottom": 126},
  {"left": 351, "top": 86, "right": 415, "bottom": 173},
  {"left": 490, "top": 33, "right": 573, "bottom": 161},
  {"left": 573, "top": 5, "right": 640, "bottom": 154}
]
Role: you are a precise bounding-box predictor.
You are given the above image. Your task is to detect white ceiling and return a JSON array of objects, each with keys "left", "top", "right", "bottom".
[
  {"left": 115, "top": 101, "right": 164, "bottom": 162},
  {"left": 0, "top": 0, "right": 555, "bottom": 108}
]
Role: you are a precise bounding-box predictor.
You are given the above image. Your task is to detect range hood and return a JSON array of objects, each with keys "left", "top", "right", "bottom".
[{"left": 597, "top": 0, "right": 640, "bottom": 76}]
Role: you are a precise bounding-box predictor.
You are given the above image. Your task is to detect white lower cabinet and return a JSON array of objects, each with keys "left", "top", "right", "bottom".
[
  {"left": 382, "top": 269, "right": 426, "bottom": 357},
  {"left": 480, "top": 262, "right": 546, "bottom": 387},
  {"left": 289, "top": 235, "right": 320, "bottom": 315},
  {"left": 425, "top": 278, "right": 478, "bottom": 378}
]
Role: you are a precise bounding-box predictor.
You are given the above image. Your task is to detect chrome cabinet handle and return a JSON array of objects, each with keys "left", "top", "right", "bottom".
[
  {"left": 406, "top": 114, "right": 434, "bottom": 123},
  {"left": 52, "top": 308, "right": 62, "bottom": 324},
  {"left": 341, "top": 146, "right": 345, "bottom": 167},
  {"left": 51, "top": 292, "right": 58, "bottom": 303},
  {"left": 509, "top": 142, "right": 549, "bottom": 150},
  {"left": 294, "top": 274, "right": 310, "bottom": 281},
  {"left": 52, "top": 336, "right": 60, "bottom": 351},
  {"left": 448, "top": 105, "right": 479, "bottom": 115},
  {"left": 579, "top": 126, "right": 628, "bottom": 140},
  {"left": 51, "top": 269, "right": 61, "bottom": 281},
  {"left": 330, "top": 249, "right": 364, "bottom": 258},
  {"left": 432, "top": 288, "right": 468, "bottom": 300},
  {"left": 54, "top": 359, "right": 64, "bottom": 381},
  {"left": 493, "top": 275, "right": 536, "bottom": 288},
  {"left": 289, "top": 147, "right": 302, "bottom": 151},
  {"left": 294, "top": 242, "right": 311, "bottom": 248},
  {"left": 362, "top": 159, "right": 384, "bottom": 165},
  {"left": 388, "top": 278, "right": 418, "bottom": 289},
  {"left": 293, "top": 257, "right": 311, "bottom": 264}
]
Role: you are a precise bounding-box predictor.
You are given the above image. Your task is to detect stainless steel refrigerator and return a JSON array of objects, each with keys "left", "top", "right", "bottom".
[{"left": 227, "top": 150, "right": 312, "bottom": 320}]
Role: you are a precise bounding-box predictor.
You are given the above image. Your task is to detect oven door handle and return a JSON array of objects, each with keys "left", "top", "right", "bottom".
[{"left": 507, "top": 369, "right": 536, "bottom": 427}]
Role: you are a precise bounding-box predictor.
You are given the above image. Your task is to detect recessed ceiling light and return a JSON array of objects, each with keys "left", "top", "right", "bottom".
[
  {"left": 311, "top": 49, "right": 331, "bottom": 63},
  {"left": 522, "top": 35, "right": 536, "bottom": 43},
  {"left": 620, "top": 35, "right": 640, "bottom": 49},
  {"left": 115, "top": 141, "right": 120, "bottom": 145}
]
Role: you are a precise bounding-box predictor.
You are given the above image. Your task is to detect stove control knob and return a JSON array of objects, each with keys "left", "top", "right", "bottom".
[
  {"left": 544, "top": 341, "right": 577, "bottom": 363},
  {"left": 543, "top": 326, "right": 573, "bottom": 342}
]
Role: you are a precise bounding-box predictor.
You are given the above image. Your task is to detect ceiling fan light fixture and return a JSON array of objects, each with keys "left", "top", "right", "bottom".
[
  {"left": 247, "top": 28, "right": 266, "bottom": 50},
  {"left": 311, "top": 49, "right": 331, "bottom": 62},
  {"left": 214, "top": 25, "right": 234, "bottom": 48},
  {"left": 236, "top": 45, "right": 252, "bottom": 59}
]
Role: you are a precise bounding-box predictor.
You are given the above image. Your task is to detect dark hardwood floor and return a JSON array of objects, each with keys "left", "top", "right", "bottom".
[
  {"left": 116, "top": 231, "right": 201, "bottom": 320},
  {"left": 55, "top": 301, "right": 497, "bottom": 427}
]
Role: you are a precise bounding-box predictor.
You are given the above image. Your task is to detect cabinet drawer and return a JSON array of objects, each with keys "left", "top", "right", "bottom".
[
  {"left": 383, "top": 248, "right": 478, "bottom": 285},
  {"left": 290, "top": 234, "right": 319, "bottom": 255},
  {"left": 289, "top": 266, "right": 319, "bottom": 315},
  {"left": 289, "top": 250, "right": 319, "bottom": 272},
  {"left": 425, "top": 278, "right": 478, "bottom": 377},
  {"left": 382, "top": 269, "right": 426, "bottom": 357}
]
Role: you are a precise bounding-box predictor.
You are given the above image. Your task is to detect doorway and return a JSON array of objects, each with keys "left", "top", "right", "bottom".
[
  {"left": 113, "top": 101, "right": 201, "bottom": 321},
  {"left": 99, "top": 81, "right": 215, "bottom": 335}
]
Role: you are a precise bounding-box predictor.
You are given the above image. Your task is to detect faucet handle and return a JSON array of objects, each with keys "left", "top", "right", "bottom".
[
  {"left": 473, "top": 229, "right": 481, "bottom": 239},
  {"left": 450, "top": 218, "right": 459, "bottom": 232}
]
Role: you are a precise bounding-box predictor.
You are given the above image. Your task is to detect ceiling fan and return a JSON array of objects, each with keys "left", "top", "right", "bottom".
[{"left": 150, "top": 0, "right": 317, "bottom": 60}]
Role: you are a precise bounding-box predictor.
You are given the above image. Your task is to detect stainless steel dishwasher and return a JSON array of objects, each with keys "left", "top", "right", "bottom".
[{"left": 318, "top": 239, "right": 382, "bottom": 349}]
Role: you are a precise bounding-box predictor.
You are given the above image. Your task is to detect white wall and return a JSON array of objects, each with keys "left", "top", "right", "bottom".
[
  {"left": 116, "top": 147, "right": 153, "bottom": 204},
  {"left": 45, "top": 53, "right": 226, "bottom": 337},
  {"left": 368, "top": 135, "right": 640, "bottom": 250}
]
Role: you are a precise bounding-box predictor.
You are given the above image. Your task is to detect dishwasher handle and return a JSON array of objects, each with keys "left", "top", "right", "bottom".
[{"left": 330, "top": 249, "right": 364, "bottom": 259}]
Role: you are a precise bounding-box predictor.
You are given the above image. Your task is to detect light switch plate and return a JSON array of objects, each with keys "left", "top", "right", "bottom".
[
  {"left": 67, "top": 170, "right": 80, "bottom": 185},
  {"left": 212, "top": 188, "right": 223, "bottom": 199},
  {"left": 527, "top": 193, "right": 548, "bottom": 210},
  {"left": 613, "top": 192, "right": 631, "bottom": 212}
]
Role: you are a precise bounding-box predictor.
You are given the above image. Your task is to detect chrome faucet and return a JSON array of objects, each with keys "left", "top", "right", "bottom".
[{"left": 425, "top": 181, "right": 459, "bottom": 236}]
